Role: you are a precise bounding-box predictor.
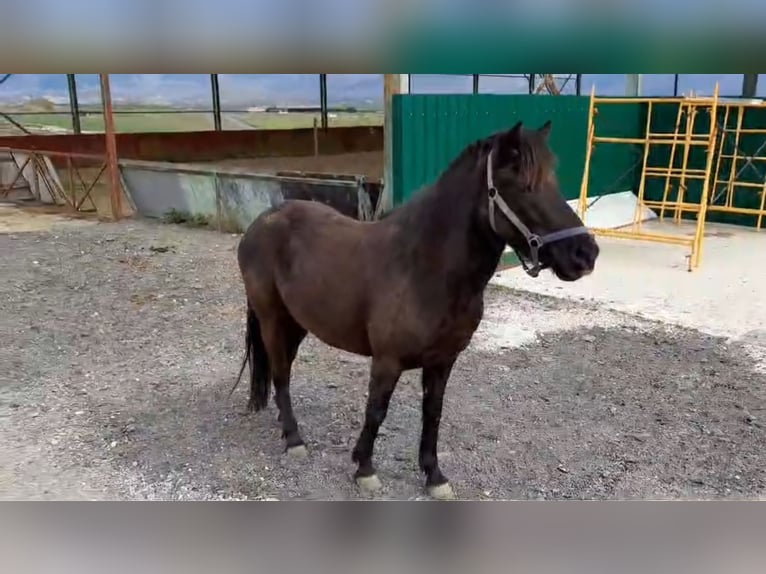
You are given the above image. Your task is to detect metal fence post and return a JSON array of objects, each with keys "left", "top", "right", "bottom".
[
  {"left": 67, "top": 74, "right": 81, "bottom": 134},
  {"left": 210, "top": 74, "right": 222, "bottom": 131},
  {"left": 99, "top": 74, "right": 123, "bottom": 220}
]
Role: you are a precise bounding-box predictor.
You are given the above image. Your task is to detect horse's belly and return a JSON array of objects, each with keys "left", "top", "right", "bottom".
[
  {"left": 312, "top": 327, "right": 373, "bottom": 357},
  {"left": 299, "top": 314, "right": 373, "bottom": 356},
  {"left": 281, "top": 289, "right": 373, "bottom": 356}
]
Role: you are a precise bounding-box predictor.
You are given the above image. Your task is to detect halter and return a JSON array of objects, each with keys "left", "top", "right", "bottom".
[{"left": 486, "top": 150, "right": 591, "bottom": 278}]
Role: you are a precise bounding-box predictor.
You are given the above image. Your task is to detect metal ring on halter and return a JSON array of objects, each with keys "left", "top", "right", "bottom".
[{"left": 524, "top": 264, "right": 541, "bottom": 278}]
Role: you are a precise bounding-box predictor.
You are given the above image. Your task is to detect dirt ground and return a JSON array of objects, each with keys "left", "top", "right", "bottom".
[
  {"left": 1, "top": 215, "right": 765, "bottom": 500},
  {"left": 209, "top": 151, "right": 383, "bottom": 181}
]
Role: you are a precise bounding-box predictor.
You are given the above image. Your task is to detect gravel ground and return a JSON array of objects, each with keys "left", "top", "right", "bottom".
[{"left": 1, "top": 217, "right": 765, "bottom": 500}]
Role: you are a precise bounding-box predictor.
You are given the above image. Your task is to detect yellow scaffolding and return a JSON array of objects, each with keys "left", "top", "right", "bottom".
[
  {"left": 707, "top": 99, "right": 766, "bottom": 229},
  {"left": 577, "top": 83, "right": 721, "bottom": 271}
]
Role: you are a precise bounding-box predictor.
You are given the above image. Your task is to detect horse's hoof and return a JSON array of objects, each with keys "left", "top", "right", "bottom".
[
  {"left": 428, "top": 482, "right": 456, "bottom": 500},
  {"left": 356, "top": 474, "right": 382, "bottom": 494},
  {"left": 286, "top": 444, "right": 308, "bottom": 458},
  {"left": 246, "top": 400, "right": 262, "bottom": 414}
]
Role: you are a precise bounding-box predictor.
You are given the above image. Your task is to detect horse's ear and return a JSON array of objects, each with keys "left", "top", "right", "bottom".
[
  {"left": 507, "top": 121, "right": 523, "bottom": 145},
  {"left": 538, "top": 120, "right": 552, "bottom": 140},
  {"left": 493, "top": 121, "right": 523, "bottom": 154}
]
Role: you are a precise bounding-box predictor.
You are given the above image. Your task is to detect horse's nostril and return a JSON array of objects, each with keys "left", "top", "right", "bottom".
[{"left": 575, "top": 244, "right": 596, "bottom": 269}]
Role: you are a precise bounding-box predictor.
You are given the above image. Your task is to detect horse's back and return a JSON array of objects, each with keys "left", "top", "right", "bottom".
[{"left": 248, "top": 199, "right": 363, "bottom": 238}]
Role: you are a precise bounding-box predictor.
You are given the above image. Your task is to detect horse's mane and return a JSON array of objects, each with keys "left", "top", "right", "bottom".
[
  {"left": 441, "top": 135, "right": 495, "bottom": 175},
  {"left": 445, "top": 127, "right": 554, "bottom": 191},
  {"left": 428, "top": 126, "right": 548, "bottom": 187},
  {"left": 376, "top": 134, "right": 495, "bottom": 221}
]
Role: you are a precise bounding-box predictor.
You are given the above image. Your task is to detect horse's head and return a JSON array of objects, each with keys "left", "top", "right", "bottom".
[{"left": 480, "top": 121, "right": 599, "bottom": 281}]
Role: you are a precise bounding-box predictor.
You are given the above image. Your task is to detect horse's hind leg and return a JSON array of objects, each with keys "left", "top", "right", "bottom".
[
  {"left": 262, "top": 312, "right": 308, "bottom": 456},
  {"left": 274, "top": 325, "right": 304, "bottom": 421}
]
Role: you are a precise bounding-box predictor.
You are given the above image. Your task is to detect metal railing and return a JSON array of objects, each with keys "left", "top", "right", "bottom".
[{"left": 0, "top": 147, "right": 126, "bottom": 215}]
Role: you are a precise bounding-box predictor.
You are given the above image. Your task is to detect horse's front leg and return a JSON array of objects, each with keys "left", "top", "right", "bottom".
[
  {"left": 419, "top": 358, "right": 457, "bottom": 500},
  {"left": 351, "top": 357, "right": 402, "bottom": 494}
]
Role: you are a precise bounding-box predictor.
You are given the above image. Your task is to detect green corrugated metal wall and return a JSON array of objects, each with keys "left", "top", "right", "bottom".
[
  {"left": 392, "top": 94, "right": 766, "bottom": 229},
  {"left": 712, "top": 106, "right": 766, "bottom": 227},
  {"left": 392, "top": 94, "right": 645, "bottom": 205},
  {"left": 641, "top": 103, "right": 766, "bottom": 228}
]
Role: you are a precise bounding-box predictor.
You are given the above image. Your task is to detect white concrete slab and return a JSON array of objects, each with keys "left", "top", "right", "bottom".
[
  {"left": 472, "top": 293, "right": 645, "bottom": 353},
  {"left": 571, "top": 190, "right": 657, "bottom": 230},
  {"left": 492, "top": 219, "right": 766, "bottom": 345}
]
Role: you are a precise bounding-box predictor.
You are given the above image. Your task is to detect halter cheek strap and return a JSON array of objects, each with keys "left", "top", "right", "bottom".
[{"left": 486, "top": 150, "right": 591, "bottom": 278}]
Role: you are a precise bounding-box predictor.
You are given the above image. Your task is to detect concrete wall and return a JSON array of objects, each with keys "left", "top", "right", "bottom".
[
  {"left": 120, "top": 160, "right": 380, "bottom": 233},
  {"left": 0, "top": 125, "right": 383, "bottom": 164}
]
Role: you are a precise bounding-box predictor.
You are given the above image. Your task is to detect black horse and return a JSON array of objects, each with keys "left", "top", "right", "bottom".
[{"left": 233, "top": 121, "right": 599, "bottom": 499}]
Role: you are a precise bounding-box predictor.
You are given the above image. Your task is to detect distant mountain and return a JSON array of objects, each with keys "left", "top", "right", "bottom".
[{"left": 0, "top": 74, "right": 755, "bottom": 108}]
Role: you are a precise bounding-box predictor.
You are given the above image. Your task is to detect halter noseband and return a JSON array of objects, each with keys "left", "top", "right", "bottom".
[{"left": 486, "top": 150, "right": 591, "bottom": 278}]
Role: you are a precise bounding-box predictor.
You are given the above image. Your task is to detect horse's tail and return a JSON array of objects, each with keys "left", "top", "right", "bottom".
[{"left": 229, "top": 300, "right": 271, "bottom": 411}]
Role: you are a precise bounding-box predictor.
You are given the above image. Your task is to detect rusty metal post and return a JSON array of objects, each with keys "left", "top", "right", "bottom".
[
  {"left": 67, "top": 155, "right": 75, "bottom": 204},
  {"left": 99, "top": 74, "right": 123, "bottom": 220}
]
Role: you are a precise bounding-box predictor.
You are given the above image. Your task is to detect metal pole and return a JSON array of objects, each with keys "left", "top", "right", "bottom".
[
  {"left": 210, "top": 74, "right": 222, "bottom": 131},
  {"left": 528, "top": 74, "right": 536, "bottom": 94},
  {"left": 472, "top": 74, "right": 479, "bottom": 94},
  {"left": 742, "top": 74, "right": 758, "bottom": 98},
  {"left": 313, "top": 117, "right": 319, "bottom": 157},
  {"left": 673, "top": 74, "right": 679, "bottom": 96},
  {"left": 319, "top": 74, "right": 328, "bottom": 130},
  {"left": 575, "top": 74, "right": 582, "bottom": 96},
  {"left": 625, "top": 74, "right": 642, "bottom": 96},
  {"left": 0, "top": 112, "right": 31, "bottom": 135},
  {"left": 99, "top": 74, "right": 123, "bottom": 220},
  {"left": 66, "top": 74, "right": 81, "bottom": 134}
]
